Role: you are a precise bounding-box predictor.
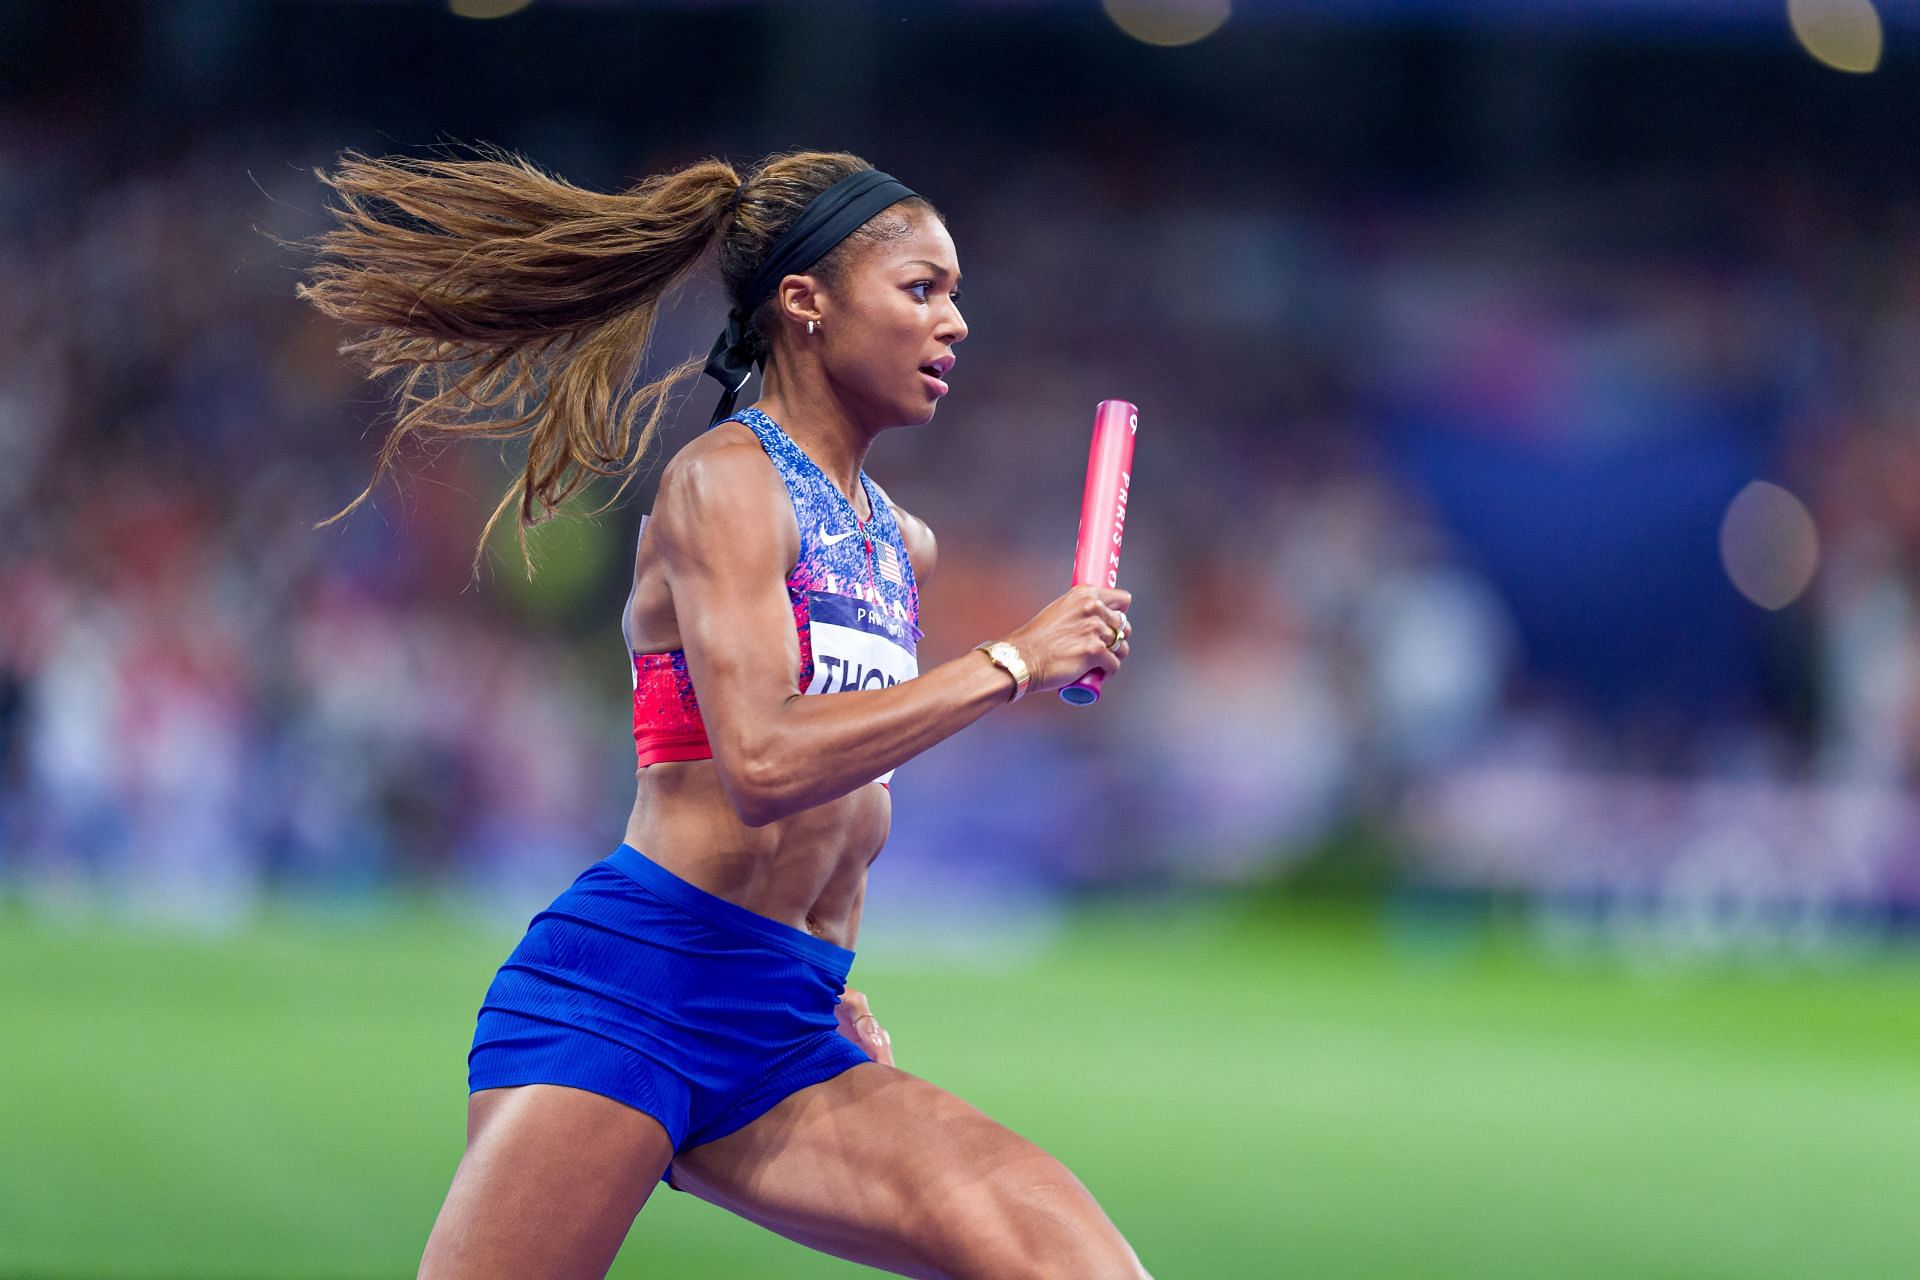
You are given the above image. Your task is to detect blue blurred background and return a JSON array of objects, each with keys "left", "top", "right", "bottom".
[
  {"left": 7, "top": 0, "right": 1919, "bottom": 949},
  {"left": 2, "top": 4, "right": 1918, "bottom": 1276}
]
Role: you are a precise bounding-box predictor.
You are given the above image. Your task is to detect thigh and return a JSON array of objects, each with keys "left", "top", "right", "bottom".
[
  {"left": 668, "top": 1063, "right": 1149, "bottom": 1280},
  {"left": 418, "top": 1084, "right": 676, "bottom": 1280}
]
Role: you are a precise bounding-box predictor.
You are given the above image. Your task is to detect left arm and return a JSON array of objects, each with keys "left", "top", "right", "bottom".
[
  {"left": 835, "top": 481, "right": 924, "bottom": 1069},
  {"left": 837, "top": 887, "right": 890, "bottom": 1063},
  {"left": 834, "top": 495, "right": 1124, "bottom": 1066}
]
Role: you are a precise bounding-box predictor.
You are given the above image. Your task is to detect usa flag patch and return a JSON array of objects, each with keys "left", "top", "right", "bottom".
[{"left": 875, "top": 538, "right": 903, "bottom": 585}]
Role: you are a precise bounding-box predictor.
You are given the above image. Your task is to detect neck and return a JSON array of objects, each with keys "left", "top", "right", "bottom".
[{"left": 753, "top": 358, "right": 879, "bottom": 511}]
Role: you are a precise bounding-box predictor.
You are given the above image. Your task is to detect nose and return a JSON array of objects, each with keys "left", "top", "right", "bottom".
[{"left": 938, "top": 298, "right": 967, "bottom": 345}]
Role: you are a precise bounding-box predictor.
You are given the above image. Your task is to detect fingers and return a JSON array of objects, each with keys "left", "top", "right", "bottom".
[
  {"left": 1080, "top": 628, "right": 1124, "bottom": 680},
  {"left": 849, "top": 1011, "right": 892, "bottom": 1065},
  {"left": 859, "top": 1013, "right": 894, "bottom": 1066},
  {"left": 837, "top": 989, "right": 893, "bottom": 1065},
  {"left": 1072, "top": 585, "right": 1130, "bottom": 643},
  {"left": 1079, "top": 590, "right": 1133, "bottom": 678},
  {"left": 1021, "top": 585, "right": 1135, "bottom": 691},
  {"left": 1070, "top": 585, "right": 1132, "bottom": 611}
]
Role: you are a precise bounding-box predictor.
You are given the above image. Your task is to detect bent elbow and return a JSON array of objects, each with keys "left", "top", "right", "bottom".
[
  {"left": 732, "top": 790, "right": 781, "bottom": 829},
  {"left": 724, "top": 740, "right": 791, "bottom": 828},
  {"left": 723, "top": 774, "right": 778, "bottom": 828}
]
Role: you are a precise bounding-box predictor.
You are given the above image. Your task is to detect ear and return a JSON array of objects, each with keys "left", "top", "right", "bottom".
[{"left": 775, "top": 273, "right": 826, "bottom": 331}]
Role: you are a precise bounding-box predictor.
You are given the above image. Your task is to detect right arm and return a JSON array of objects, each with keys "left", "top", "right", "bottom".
[{"left": 654, "top": 440, "right": 1132, "bottom": 828}]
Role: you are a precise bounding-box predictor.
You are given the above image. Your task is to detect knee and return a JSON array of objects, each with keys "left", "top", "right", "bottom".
[{"left": 933, "top": 1163, "right": 1148, "bottom": 1280}]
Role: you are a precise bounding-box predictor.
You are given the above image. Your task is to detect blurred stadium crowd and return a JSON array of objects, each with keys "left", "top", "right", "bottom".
[{"left": 2, "top": 99, "right": 1917, "bottom": 947}]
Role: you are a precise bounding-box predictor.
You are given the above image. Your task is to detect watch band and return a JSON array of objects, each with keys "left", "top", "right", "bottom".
[{"left": 975, "top": 639, "right": 1031, "bottom": 702}]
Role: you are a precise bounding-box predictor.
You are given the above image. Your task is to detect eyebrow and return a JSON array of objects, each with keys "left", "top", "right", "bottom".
[{"left": 903, "top": 259, "right": 963, "bottom": 286}]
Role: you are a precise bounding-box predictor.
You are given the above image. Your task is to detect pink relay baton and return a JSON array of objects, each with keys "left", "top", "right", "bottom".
[{"left": 1061, "top": 399, "right": 1139, "bottom": 706}]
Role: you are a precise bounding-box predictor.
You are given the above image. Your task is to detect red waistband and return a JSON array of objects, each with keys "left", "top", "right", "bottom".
[{"left": 634, "top": 729, "right": 714, "bottom": 769}]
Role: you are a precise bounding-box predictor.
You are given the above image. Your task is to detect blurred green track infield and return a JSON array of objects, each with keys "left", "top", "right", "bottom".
[{"left": 2, "top": 894, "right": 1916, "bottom": 1279}]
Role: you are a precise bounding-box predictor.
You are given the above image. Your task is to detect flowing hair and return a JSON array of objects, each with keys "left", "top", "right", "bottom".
[{"left": 295, "top": 144, "right": 934, "bottom": 579}]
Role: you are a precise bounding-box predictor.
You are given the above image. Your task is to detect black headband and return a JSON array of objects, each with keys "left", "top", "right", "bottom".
[{"left": 702, "top": 168, "right": 918, "bottom": 426}]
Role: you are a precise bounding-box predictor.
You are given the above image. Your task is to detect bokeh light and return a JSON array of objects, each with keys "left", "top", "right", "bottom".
[
  {"left": 1103, "top": 0, "right": 1231, "bottom": 47},
  {"left": 449, "top": 0, "right": 535, "bottom": 19},
  {"left": 1787, "top": 0, "right": 1882, "bottom": 73},
  {"left": 1720, "top": 480, "right": 1821, "bottom": 610}
]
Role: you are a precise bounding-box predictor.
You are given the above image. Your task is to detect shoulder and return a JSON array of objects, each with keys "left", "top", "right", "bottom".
[
  {"left": 657, "top": 424, "right": 784, "bottom": 514},
  {"left": 867, "top": 476, "right": 937, "bottom": 583},
  {"left": 652, "top": 425, "right": 796, "bottom": 567}
]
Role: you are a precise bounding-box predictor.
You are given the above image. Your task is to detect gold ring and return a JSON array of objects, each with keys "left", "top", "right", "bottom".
[{"left": 1108, "top": 622, "right": 1124, "bottom": 650}]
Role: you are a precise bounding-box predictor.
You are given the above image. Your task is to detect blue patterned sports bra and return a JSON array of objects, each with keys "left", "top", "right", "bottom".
[{"left": 626, "top": 408, "right": 923, "bottom": 789}]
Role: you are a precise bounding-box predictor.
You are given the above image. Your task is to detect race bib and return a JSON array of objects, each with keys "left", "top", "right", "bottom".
[{"left": 803, "top": 590, "right": 920, "bottom": 786}]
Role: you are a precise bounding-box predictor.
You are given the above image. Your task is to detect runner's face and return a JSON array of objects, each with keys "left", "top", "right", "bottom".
[{"left": 824, "top": 209, "right": 967, "bottom": 427}]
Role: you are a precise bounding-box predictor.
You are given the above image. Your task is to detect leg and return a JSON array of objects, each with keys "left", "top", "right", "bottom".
[
  {"left": 417, "top": 1084, "right": 676, "bottom": 1280},
  {"left": 669, "top": 1062, "right": 1150, "bottom": 1280}
]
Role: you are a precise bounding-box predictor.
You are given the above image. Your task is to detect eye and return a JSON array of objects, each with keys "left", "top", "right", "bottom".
[{"left": 909, "top": 281, "right": 964, "bottom": 303}]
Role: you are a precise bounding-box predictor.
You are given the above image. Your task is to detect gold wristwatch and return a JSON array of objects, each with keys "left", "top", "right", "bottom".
[{"left": 975, "top": 639, "right": 1032, "bottom": 703}]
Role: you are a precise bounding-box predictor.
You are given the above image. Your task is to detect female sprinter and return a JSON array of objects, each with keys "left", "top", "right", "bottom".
[{"left": 297, "top": 148, "right": 1147, "bottom": 1279}]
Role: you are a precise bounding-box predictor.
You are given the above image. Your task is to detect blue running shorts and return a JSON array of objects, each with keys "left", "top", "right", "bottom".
[{"left": 468, "top": 843, "right": 873, "bottom": 1185}]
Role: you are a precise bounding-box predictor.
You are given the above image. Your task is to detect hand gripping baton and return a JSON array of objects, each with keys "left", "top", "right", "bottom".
[{"left": 1061, "top": 399, "right": 1138, "bottom": 706}]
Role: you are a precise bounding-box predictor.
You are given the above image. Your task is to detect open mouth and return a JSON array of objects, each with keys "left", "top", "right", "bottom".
[{"left": 918, "top": 357, "right": 953, "bottom": 395}]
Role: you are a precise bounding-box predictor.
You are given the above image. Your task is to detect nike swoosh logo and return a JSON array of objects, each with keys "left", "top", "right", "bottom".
[{"left": 819, "top": 527, "right": 860, "bottom": 546}]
